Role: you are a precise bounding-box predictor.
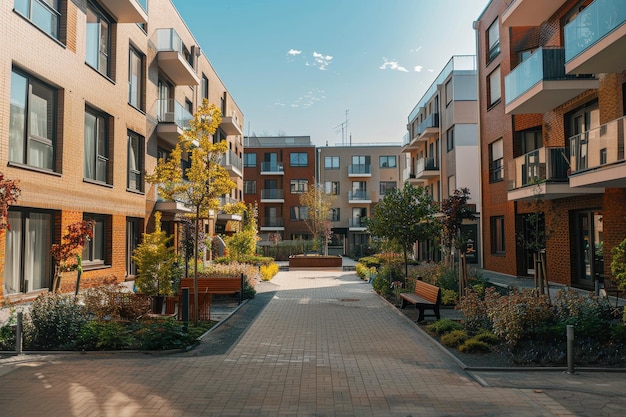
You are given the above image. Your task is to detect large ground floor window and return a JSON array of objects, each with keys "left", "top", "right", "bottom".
[{"left": 4, "top": 209, "right": 53, "bottom": 294}]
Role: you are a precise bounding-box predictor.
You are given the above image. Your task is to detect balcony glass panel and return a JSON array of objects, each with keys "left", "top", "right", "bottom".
[
  {"left": 505, "top": 47, "right": 585, "bottom": 105},
  {"left": 155, "top": 28, "right": 184, "bottom": 54},
  {"left": 221, "top": 150, "right": 243, "bottom": 171},
  {"left": 348, "top": 191, "right": 371, "bottom": 201},
  {"left": 348, "top": 164, "right": 371, "bottom": 175},
  {"left": 507, "top": 147, "right": 569, "bottom": 190},
  {"left": 565, "top": 0, "right": 626, "bottom": 62},
  {"left": 261, "top": 161, "right": 283, "bottom": 172},
  {"left": 156, "top": 99, "right": 192, "bottom": 129},
  {"left": 263, "top": 218, "right": 284, "bottom": 227},
  {"left": 417, "top": 113, "right": 439, "bottom": 135},
  {"left": 416, "top": 157, "right": 438, "bottom": 174},
  {"left": 261, "top": 189, "right": 284, "bottom": 199},
  {"left": 570, "top": 116, "right": 626, "bottom": 173},
  {"left": 349, "top": 218, "right": 366, "bottom": 228}
]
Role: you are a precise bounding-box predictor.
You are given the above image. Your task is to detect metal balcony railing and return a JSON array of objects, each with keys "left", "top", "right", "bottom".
[
  {"left": 570, "top": 116, "right": 626, "bottom": 173},
  {"left": 507, "top": 147, "right": 569, "bottom": 190}
]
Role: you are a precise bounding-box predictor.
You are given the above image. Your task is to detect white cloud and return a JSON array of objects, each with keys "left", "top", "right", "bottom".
[
  {"left": 379, "top": 58, "right": 409, "bottom": 72},
  {"left": 287, "top": 49, "right": 302, "bottom": 56},
  {"left": 312, "top": 51, "right": 333, "bottom": 70},
  {"left": 410, "top": 46, "right": 423, "bottom": 53},
  {"left": 413, "top": 65, "right": 423, "bottom": 72},
  {"left": 276, "top": 88, "right": 326, "bottom": 108}
]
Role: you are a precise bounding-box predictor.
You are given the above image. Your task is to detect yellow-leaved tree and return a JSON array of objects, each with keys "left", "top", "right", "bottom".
[
  {"left": 299, "top": 181, "right": 336, "bottom": 256},
  {"left": 147, "top": 99, "right": 238, "bottom": 324}
]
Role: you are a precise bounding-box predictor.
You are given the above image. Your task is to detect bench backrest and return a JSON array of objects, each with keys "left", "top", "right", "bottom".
[
  {"left": 179, "top": 276, "right": 242, "bottom": 294},
  {"left": 414, "top": 280, "right": 441, "bottom": 304}
]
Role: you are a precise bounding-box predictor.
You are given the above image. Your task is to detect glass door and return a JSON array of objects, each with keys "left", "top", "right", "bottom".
[{"left": 574, "top": 210, "right": 603, "bottom": 288}]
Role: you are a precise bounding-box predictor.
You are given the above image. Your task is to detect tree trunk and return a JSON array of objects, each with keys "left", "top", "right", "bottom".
[{"left": 194, "top": 206, "right": 200, "bottom": 326}]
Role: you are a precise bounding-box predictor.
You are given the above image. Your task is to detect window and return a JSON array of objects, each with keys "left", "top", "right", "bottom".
[
  {"left": 290, "top": 206, "right": 309, "bottom": 221},
  {"left": 290, "top": 152, "right": 308, "bottom": 167},
  {"left": 244, "top": 180, "right": 256, "bottom": 194},
  {"left": 379, "top": 181, "right": 396, "bottom": 196},
  {"left": 84, "top": 108, "right": 110, "bottom": 184},
  {"left": 487, "top": 18, "right": 500, "bottom": 62},
  {"left": 329, "top": 208, "right": 340, "bottom": 222},
  {"left": 15, "top": 0, "right": 60, "bottom": 40},
  {"left": 128, "top": 47, "right": 144, "bottom": 109},
  {"left": 9, "top": 69, "right": 57, "bottom": 171},
  {"left": 489, "top": 139, "right": 504, "bottom": 182},
  {"left": 243, "top": 153, "right": 256, "bottom": 167},
  {"left": 83, "top": 214, "right": 109, "bottom": 266},
  {"left": 127, "top": 131, "right": 143, "bottom": 192},
  {"left": 290, "top": 179, "right": 308, "bottom": 194},
  {"left": 380, "top": 155, "right": 396, "bottom": 168},
  {"left": 519, "top": 129, "right": 542, "bottom": 155},
  {"left": 4, "top": 209, "right": 53, "bottom": 294},
  {"left": 202, "top": 74, "right": 209, "bottom": 100},
  {"left": 126, "top": 217, "right": 142, "bottom": 278},
  {"left": 324, "top": 181, "right": 339, "bottom": 195},
  {"left": 491, "top": 216, "right": 505, "bottom": 254},
  {"left": 86, "top": 3, "right": 111, "bottom": 77},
  {"left": 445, "top": 80, "right": 453, "bottom": 106},
  {"left": 324, "top": 156, "right": 339, "bottom": 169},
  {"left": 446, "top": 127, "right": 455, "bottom": 152},
  {"left": 488, "top": 67, "right": 501, "bottom": 107}
]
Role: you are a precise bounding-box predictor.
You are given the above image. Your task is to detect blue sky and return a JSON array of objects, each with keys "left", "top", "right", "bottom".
[{"left": 172, "top": 0, "right": 489, "bottom": 147}]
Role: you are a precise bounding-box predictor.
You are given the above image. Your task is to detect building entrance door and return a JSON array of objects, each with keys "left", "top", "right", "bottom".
[{"left": 573, "top": 210, "right": 603, "bottom": 289}]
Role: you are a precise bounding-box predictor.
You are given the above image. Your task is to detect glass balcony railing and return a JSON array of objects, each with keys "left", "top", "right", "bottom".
[
  {"left": 349, "top": 218, "right": 367, "bottom": 228},
  {"left": 417, "top": 113, "right": 439, "bottom": 135},
  {"left": 565, "top": 0, "right": 626, "bottom": 63},
  {"left": 260, "top": 161, "right": 284, "bottom": 172},
  {"left": 348, "top": 191, "right": 371, "bottom": 201},
  {"left": 348, "top": 164, "right": 371, "bottom": 175},
  {"left": 156, "top": 99, "right": 193, "bottom": 129},
  {"left": 505, "top": 47, "right": 588, "bottom": 105},
  {"left": 416, "top": 157, "right": 438, "bottom": 174},
  {"left": 220, "top": 150, "right": 243, "bottom": 172},
  {"left": 507, "top": 147, "right": 569, "bottom": 190},
  {"left": 263, "top": 218, "right": 284, "bottom": 227},
  {"left": 261, "top": 189, "right": 284, "bottom": 200},
  {"left": 155, "top": 28, "right": 185, "bottom": 54},
  {"left": 570, "top": 116, "right": 626, "bottom": 173}
]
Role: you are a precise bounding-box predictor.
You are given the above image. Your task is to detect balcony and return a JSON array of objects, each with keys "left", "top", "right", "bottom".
[
  {"left": 415, "top": 157, "right": 440, "bottom": 179},
  {"left": 220, "top": 150, "right": 243, "bottom": 177},
  {"left": 349, "top": 218, "right": 367, "bottom": 231},
  {"left": 506, "top": 147, "right": 599, "bottom": 200},
  {"left": 154, "top": 184, "right": 191, "bottom": 214},
  {"left": 260, "top": 161, "right": 284, "bottom": 175},
  {"left": 348, "top": 164, "right": 371, "bottom": 177},
  {"left": 501, "top": 0, "right": 563, "bottom": 27},
  {"left": 417, "top": 113, "right": 440, "bottom": 140},
  {"left": 504, "top": 47, "right": 598, "bottom": 115},
  {"left": 156, "top": 99, "right": 193, "bottom": 146},
  {"left": 217, "top": 196, "right": 243, "bottom": 222},
  {"left": 260, "top": 217, "right": 284, "bottom": 231},
  {"left": 565, "top": 0, "right": 626, "bottom": 74},
  {"left": 260, "top": 189, "right": 284, "bottom": 203},
  {"left": 100, "top": 0, "right": 147, "bottom": 23},
  {"left": 569, "top": 116, "right": 626, "bottom": 188},
  {"left": 155, "top": 29, "right": 200, "bottom": 86},
  {"left": 220, "top": 116, "right": 243, "bottom": 136},
  {"left": 348, "top": 191, "right": 371, "bottom": 204}
]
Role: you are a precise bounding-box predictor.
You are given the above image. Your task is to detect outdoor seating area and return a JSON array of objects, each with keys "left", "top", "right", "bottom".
[{"left": 399, "top": 280, "right": 442, "bottom": 323}]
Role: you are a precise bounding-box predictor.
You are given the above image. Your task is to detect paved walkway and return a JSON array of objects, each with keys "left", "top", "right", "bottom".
[{"left": 0, "top": 268, "right": 625, "bottom": 416}]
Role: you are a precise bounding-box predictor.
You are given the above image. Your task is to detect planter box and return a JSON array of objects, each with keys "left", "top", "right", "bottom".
[{"left": 288, "top": 255, "right": 343, "bottom": 269}]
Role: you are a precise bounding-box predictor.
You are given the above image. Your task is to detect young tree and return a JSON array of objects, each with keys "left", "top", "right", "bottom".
[
  {"left": 50, "top": 220, "right": 94, "bottom": 293},
  {"left": 299, "top": 181, "right": 336, "bottom": 255},
  {"left": 0, "top": 172, "right": 21, "bottom": 231},
  {"left": 367, "top": 182, "right": 439, "bottom": 280},
  {"left": 147, "top": 99, "right": 237, "bottom": 324},
  {"left": 225, "top": 203, "right": 259, "bottom": 261},
  {"left": 440, "top": 188, "right": 476, "bottom": 265}
]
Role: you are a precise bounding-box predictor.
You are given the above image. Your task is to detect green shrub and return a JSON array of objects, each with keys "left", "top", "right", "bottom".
[
  {"left": 260, "top": 263, "right": 279, "bottom": 281},
  {"left": 133, "top": 318, "right": 192, "bottom": 350},
  {"left": 441, "top": 289, "right": 457, "bottom": 306},
  {"left": 0, "top": 309, "right": 17, "bottom": 350},
  {"left": 426, "top": 318, "right": 464, "bottom": 335},
  {"left": 243, "top": 282, "right": 256, "bottom": 300},
  {"left": 82, "top": 285, "right": 150, "bottom": 321},
  {"left": 371, "top": 273, "right": 392, "bottom": 297},
  {"left": 440, "top": 329, "right": 468, "bottom": 347},
  {"left": 611, "top": 322, "right": 626, "bottom": 343},
  {"left": 25, "top": 292, "right": 89, "bottom": 350},
  {"left": 553, "top": 289, "right": 620, "bottom": 341},
  {"left": 76, "top": 321, "right": 133, "bottom": 350},
  {"left": 472, "top": 330, "right": 500, "bottom": 345},
  {"left": 456, "top": 287, "right": 500, "bottom": 332},
  {"left": 458, "top": 339, "right": 490, "bottom": 353},
  {"left": 358, "top": 256, "right": 381, "bottom": 269}
]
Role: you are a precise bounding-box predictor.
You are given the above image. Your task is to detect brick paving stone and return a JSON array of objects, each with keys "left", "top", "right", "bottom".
[{"left": 1, "top": 268, "right": 624, "bottom": 416}]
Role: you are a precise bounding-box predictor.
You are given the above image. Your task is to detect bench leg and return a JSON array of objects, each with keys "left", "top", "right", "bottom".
[
  {"left": 417, "top": 307, "right": 425, "bottom": 323},
  {"left": 434, "top": 305, "right": 440, "bottom": 320}
]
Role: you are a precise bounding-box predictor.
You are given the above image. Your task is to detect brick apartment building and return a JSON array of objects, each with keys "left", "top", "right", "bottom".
[
  {"left": 243, "top": 136, "right": 316, "bottom": 246},
  {"left": 476, "top": 0, "right": 626, "bottom": 290},
  {"left": 0, "top": 0, "right": 244, "bottom": 302},
  {"left": 403, "top": 55, "right": 481, "bottom": 264}
]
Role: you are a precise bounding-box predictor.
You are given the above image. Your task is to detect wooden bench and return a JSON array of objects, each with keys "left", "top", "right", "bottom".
[
  {"left": 178, "top": 275, "right": 244, "bottom": 321},
  {"left": 400, "top": 280, "right": 441, "bottom": 323}
]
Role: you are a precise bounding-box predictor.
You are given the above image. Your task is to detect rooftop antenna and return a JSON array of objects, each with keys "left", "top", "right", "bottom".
[{"left": 333, "top": 109, "right": 349, "bottom": 145}]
